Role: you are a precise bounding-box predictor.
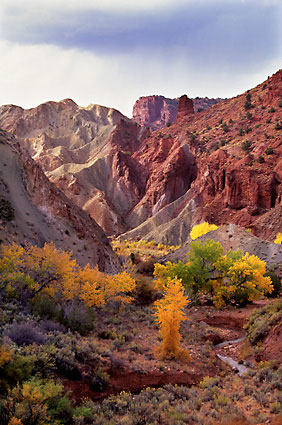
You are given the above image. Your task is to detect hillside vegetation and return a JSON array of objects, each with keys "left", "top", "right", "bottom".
[{"left": 0, "top": 225, "right": 281, "bottom": 424}]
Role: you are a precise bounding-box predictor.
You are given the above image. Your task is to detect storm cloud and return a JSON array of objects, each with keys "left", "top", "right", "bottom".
[{"left": 0, "top": 0, "right": 281, "bottom": 116}]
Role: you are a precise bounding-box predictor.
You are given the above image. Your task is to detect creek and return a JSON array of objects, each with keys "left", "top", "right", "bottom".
[{"left": 215, "top": 336, "right": 249, "bottom": 376}]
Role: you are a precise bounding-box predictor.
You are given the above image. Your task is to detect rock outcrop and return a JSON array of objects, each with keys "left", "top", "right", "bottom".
[
  {"left": 132, "top": 95, "right": 223, "bottom": 130},
  {"left": 132, "top": 96, "right": 177, "bottom": 130},
  {"left": 121, "top": 70, "right": 282, "bottom": 244},
  {"left": 176, "top": 95, "right": 194, "bottom": 119},
  {"left": 0, "top": 129, "right": 119, "bottom": 272}
]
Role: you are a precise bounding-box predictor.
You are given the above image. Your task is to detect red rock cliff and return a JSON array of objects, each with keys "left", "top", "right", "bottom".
[{"left": 177, "top": 95, "right": 194, "bottom": 119}]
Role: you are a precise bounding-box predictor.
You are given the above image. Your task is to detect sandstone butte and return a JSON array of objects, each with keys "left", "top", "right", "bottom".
[
  {"left": 132, "top": 94, "right": 223, "bottom": 130},
  {"left": 0, "top": 69, "right": 281, "bottom": 246}
]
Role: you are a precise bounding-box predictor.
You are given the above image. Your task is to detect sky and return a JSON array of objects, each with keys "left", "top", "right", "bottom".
[{"left": 0, "top": 0, "right": 281, "bottom": 117}]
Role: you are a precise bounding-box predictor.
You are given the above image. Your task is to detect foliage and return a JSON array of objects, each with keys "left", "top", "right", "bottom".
[
  {"left": 0, "top": 242, "right": 136, "bottom": 312},
  {"left": 190, "top": 222, "right": 218, "bottom": 240},
  {"left": 275, "top": 121, "right": 282, "bottom": 130},
  {"left": 6, "top": 322, "right": 47, "bottom": 347},
  {"left": 212, "top": 252, "right": 272, "bottom": 308},
  {"left": 134, "top": 275, "right": 157, "bottom": 305},
  {"left": 221, "top": 123, "right": 229, "bottom": 133},
  {"left": 0, "top": 198, "right": 15, "bottom": 222},
  {"left": 153, "top": 277, "right": 190, "bottom": 360},
  {"left": 154, "top": 240, "right": 273, "bottom": 308},
  {"left": 245, "top": 299, "right": 282, "bottom": 345},
  {"left": 241, "top": 140, "right": 252, "bottom": 153},
  {"left": 265, "top": 147, "right": 274, "bottom": 155},
  {"left": 265, "top": 270, "right": 281, "bottom": 298},
  {"left": 112, "top": 239, "right": 180, "bottom": 261},
  {"left": 0, "top": 378, "right": 64, "bottom": 425},
  {"left": 274, "top": 233, "right": 282, "bottom": 244}
]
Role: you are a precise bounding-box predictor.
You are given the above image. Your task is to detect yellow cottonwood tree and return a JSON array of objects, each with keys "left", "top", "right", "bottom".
[
  {"left": 212, "top": 252, "right": 273, "bottom": 308},
  {"left": 0, "top": 242, "right": 136, "bottom": 309},
  {"left": 274, "top": 232, "right": 282, "bottom": 244},
  {"left": 190, "top": 222, "right": 218, "bottom": 240},
  {"left": 153, "top": 277, "right": 190, "bottom": 360},
  {"left": 25, "top": 242, "right": 77, "bottom": 300}
]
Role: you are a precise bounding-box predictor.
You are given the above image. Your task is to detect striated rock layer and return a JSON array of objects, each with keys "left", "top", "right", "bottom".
[
  {"left": 1, "top": 70, "right": 282, "bottom": 245},
  {"left": 0, "top": 99, "right": 197, "bottom": 236},
  {"left": 0, "top": 129, "right": 119, "bottom": 272},
  {"left": 122, "top": 70, "right": 282, "bottom": 244}
]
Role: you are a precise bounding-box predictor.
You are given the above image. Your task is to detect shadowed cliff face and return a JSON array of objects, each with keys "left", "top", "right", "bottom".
[
  {"left": 0, "top": 70, "right": 282, "bottom": 245},
  {"left": 0, "top": 129, "right": 119, "bottom": 272}
]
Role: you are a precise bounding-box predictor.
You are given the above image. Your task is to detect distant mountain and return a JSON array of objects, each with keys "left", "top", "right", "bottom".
[
  {"left": 132, "top": 95, "right": 224, "bottom": 130},
  {"left": 0, "top": 129, "right": 119, "bottom": 272}
]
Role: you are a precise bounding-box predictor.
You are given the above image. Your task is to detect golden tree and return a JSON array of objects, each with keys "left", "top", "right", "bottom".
[
  {"left": 274, "top": 233, "right": 282, "bottom": 244},
  {"left": 212, "top": 252, "right": 273, "bottom": 308},
  {"left": 190, "top": 222, "right": 218, "bottom": 240},
  {"left": 0, "top": 242, "right": 136, "bottom": 310},
  {"left": 153, "top": 277, "right": 190, "bottom": 360}
]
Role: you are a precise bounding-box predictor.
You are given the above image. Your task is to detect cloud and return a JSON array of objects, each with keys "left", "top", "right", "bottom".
[
  {"left": 0, "top": 0, "right": 281, "bottom": 115},
  {"left": 0, "top": 39, "right": 280, "bottom": 118},
  {"left": 0, "top": 0, "right": 280, "bottom": 69}
]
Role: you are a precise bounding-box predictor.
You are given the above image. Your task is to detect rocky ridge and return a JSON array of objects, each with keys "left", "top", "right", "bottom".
[
  {"left": 0, "top": 70, "right": 281, "bottom": 245},
  {"left": 122, "top": 70, "right": 282, "bottom": 244},
  {"left": 0, "top": 129, "right": 119, "bottom": 272}
]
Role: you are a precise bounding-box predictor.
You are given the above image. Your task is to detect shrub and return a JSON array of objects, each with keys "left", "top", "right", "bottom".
[
  {"left": 241, "top": 140, "right": 252, "bottom": 153},
  {"left": 134, "top": 276, "right": 157, "bottom": 305},
  {"left": 221, "top": 123, "right": 229, "bottom": 133},
  {"left": 54, "top": 352, "right": 82, "bottom": 380},
  {"left": 258, "top": 155, "right": 265, "bottom": 163},
  {"left": 6, "top": 322, "right": 47, "bottom": 346},
  {"left": 265, "top": 270, "right": 281, "bottom": 297},
  {"left": 274, "top": 233, "right": 282, "bottom": 244},
  {"left": 269, "top": 107, "right": 276, "bottom": 113},
  {"left": 0, "top": 198, "right": 15, "bottom": 221},
  {"left": 62, "top": 301, "right": 95, "bottom": 335},
  {"left": 0, "top": 378, "right": 64, "bottom": 425},
  {"left": 244, "top": 101, "right": 252, "bottom": 111},
  {"left": 246, "top": 299, "right": 282, "bottom": 344},
  {"left": 39, "top": 319, "right": 67, "bottom": 333},
  {"left": 90, "top": 368, "right": 109, "bottom": 392},
  {"left": 0, "top": 351, "right": 34, "bottom": 391},
  {"left": 265, "top": 147, "right": 274, "bottom": 155},
  {"left": 31, "top": 293, "right": 63, "bottom": 321},
  {"left": 190, "top": 222, "right": 218, "bottom": 240},
  {"left": 47, "top": 393, "right": 74, "bottom": 424}
]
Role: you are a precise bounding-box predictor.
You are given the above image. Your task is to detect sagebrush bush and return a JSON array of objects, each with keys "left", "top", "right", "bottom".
[
  {"left": 62, "top": 301, "right": 95, "bottom": 335},
  {"left": 90, "top": 368, "right": 109, "bottom": 392},
  {"left": 246, "top": 299, "right": 282, "bottom": 344},
  {"left": 6, "top": 322, "right": 47, "bottom": 346}
]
